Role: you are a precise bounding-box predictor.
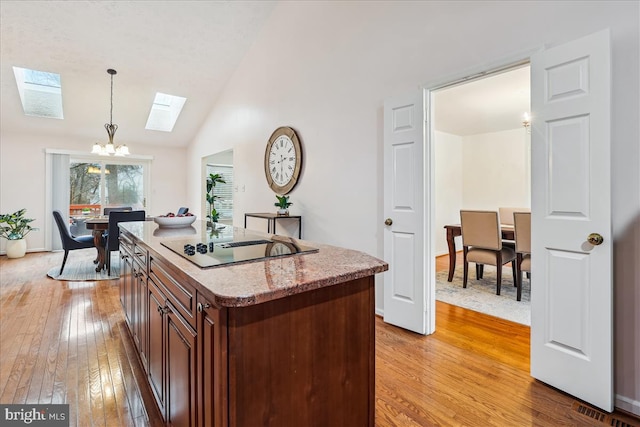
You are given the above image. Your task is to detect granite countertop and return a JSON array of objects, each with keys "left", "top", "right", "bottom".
[{"left": 120, "top": 220, "right": 388, "bottom": 308}]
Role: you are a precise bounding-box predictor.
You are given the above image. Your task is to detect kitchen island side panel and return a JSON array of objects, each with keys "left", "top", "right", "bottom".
[{"left": 226, "top": 276, "right": 375, "bottom": 427}]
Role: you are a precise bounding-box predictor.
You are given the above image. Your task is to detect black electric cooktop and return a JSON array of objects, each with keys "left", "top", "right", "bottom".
[{"left": 160, "top": 231, "right": 318, "bottom": 269}]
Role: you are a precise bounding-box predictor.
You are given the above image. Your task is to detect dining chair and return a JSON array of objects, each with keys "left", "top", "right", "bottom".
[
  {"left": 498, "top": 207, "right": 530, "bottom": 248},
  {"left": 460, "top": 210, "right": 517, "bottom": 295},
  {"left": 104, "top": 206, "right": 132, "bottom": 215},
  {"left": 52, "top": 210, "right": 95, "bottom": 275},
  {"left": 104, "top": 210, "right": 145, "bottom": 275},
  {"left": 513, "top": 212, "right": 531, "bottom": 301}
]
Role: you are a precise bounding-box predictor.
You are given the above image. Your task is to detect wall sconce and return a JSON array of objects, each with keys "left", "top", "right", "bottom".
[{"left": 522, "top": 112, "right": 531, "bottom": 133}]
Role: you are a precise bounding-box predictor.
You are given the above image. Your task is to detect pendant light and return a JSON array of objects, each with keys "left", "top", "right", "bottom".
[{"left": 91, "top": 69, "right": 129, "bottom": 156}]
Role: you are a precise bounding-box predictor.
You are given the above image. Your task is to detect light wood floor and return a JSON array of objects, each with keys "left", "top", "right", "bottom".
[{"left": 1, "top": 251, "right": 637, "bottom": 426}]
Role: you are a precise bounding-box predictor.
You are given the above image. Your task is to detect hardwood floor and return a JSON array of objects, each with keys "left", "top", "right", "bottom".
[{"left": 1, "top": 251, "right": 637, "bottom": 426}]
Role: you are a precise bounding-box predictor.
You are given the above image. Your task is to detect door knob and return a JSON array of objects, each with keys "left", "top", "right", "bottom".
[
  {"left": 587, "top": 233, "right": 604, "bottom": 245},
  {"left": 384, "top": 218, "right": 393, "bottom": 226}
]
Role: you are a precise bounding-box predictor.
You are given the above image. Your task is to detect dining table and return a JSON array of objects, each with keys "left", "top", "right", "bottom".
[
  {"left": 443, "top": 224, "right": 515, "bottom": 282},
  {"left": 85, "top": 217, "right": 109, "bottom": 272}
]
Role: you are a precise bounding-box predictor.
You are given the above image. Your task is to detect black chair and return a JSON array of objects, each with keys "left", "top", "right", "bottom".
[
  {"left": 52, "top": 210, "right": 95, "bottom": 275},
  {"left": 103, "top": 206, "right": 132, "bottom": 215},
  {"left": 104, "top": 210, "right": 145, "bottom": 275},
  {"left": 177, "top": 207, "right": 189, "bottom": 215}
]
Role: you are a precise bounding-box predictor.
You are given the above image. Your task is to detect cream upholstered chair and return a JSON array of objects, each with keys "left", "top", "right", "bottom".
[
  {"left": 498, "top": 207, "right": 530, "bottom": 248},
  {"left": 498, "top": 207, "right": 530, "bottom": 227},
  {"left": 513, "top": 212, "right": 531, "bottom": 302},
  {"left": 460, "top": 210, "right": 517, "bottom": 295}
]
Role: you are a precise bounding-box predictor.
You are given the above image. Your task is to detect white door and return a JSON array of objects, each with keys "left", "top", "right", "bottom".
[
  {"left": 383, "top": 91, "right": 429, "bottom": 334},
  {"left": 530, "top": 29, "right": 612, "bottom": 411}
]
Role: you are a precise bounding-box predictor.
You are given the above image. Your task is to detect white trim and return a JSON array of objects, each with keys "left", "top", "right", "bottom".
[
  {"left": 422, "top": 56, "right": 534, "bottom": 337},
  {"left": 44, "top": 153, "right": 53, "bottom": 251},
  {"left": 615, "top": 394, "right": 640, "bottom": 417},
  {"left": 420, "top": 49, "right": 536, "bottom": 91},
  {"left": 44, "top": 148, "right": 154, "bottom": 160}
]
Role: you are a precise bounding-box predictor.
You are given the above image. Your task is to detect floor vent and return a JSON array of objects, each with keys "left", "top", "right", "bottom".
[
  {"left": 575, "top": 403, "right": 607, "bottom": 422},
  {"left": 610, "top": 419, "right": 636, "bottom": 427},
  {"left": 572, "top": 402, "right": 637, "bottom": 427}
]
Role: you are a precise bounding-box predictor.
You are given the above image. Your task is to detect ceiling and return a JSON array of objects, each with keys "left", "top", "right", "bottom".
[
  {"left": 1, "top": 1, "right": 529, "bottom": 150},
  {"left": 0, "top": 1, "right": 276, "bottom": 149},
  {"left": 434, "top": 65, "right": 531, "bottom": 136}
]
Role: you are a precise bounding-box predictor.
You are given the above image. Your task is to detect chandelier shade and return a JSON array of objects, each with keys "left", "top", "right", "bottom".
[{"left": 91, "top": 68, "right": 129, "bottom": 156}]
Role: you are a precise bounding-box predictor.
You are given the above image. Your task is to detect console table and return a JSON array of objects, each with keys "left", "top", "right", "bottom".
[{"left": 244, "top": 212, "right": 302, "bottom": 238}]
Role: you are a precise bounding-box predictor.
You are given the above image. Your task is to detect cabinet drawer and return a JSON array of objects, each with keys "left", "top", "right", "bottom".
[
  {"left": 133, "top": 243, "right": 148, "bottom": 271},
  {"left": 149, "top": 257, "right": 195, "bottom": 327}
]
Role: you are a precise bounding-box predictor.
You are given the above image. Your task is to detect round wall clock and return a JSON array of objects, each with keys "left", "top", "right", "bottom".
[{"left": 264, "top": 126, "right": 302, "bottom": 195}]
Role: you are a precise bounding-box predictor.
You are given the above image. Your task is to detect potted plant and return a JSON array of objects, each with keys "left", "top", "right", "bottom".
[
  {"left": 0, "top": 208, "right": 38, "bottom": 258},
  {"left": 274, "top": 195, "right": 293, "bottom": 216},
  {"left": 206, "top": 173, "right": 226, "bottom": 228}
]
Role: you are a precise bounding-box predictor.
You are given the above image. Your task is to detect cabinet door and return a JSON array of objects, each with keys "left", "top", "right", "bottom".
[
  {"left": 135, "top": 268, "right": 148, "bottom": 372},
  {"left": 197, "top": 298, "right": 226, "bottom": 427},
  {"left": 119, "top": 251, "right": 132, "bottom": 323},
  {"left": 148, "top": 281, "right": 165, "bottom": 416},
  {"left": 166, "top": 303, "right": 197, "bottom": 427}
]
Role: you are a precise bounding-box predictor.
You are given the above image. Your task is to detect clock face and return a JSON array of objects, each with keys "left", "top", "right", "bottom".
[
  {"left": 269, "top": 242, "right": 293, "bottom": 257},
  {"left": 264, "top": 127, "right": 302, "bottom": 194},
  {"left": 268, "top": 135, "right": 296, "bottom": 187}
]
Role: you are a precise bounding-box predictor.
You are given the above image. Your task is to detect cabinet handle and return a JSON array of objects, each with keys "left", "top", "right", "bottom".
[{"left": 197, "top": 302, "right": 211, "bottom": 313}]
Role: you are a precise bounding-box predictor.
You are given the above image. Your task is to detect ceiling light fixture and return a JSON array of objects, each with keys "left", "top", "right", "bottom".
[{"left": 91, "top": 69, "right": 129, "bottom": 156}]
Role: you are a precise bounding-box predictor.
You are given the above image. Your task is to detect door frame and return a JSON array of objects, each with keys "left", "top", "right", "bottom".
[{"left": 422, "top": 53, "right": 536, "bottom": 332}]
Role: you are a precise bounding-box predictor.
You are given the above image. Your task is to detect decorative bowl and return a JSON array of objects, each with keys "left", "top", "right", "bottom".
[{"left": 153, "top": 215, "right": 197, "bottom": 228}]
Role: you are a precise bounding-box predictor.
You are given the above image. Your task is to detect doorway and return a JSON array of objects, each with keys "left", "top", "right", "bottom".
[
  {"left": 202, "top": 149, "right": 234, "bottom": 226},
  {"left": 432, "top": 64, "right": 531, "bottom": 325}
]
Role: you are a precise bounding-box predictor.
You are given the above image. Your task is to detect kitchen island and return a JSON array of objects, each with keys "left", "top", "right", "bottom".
[{"left": 118, "top": 220, "right": 388, "bottom": 427}]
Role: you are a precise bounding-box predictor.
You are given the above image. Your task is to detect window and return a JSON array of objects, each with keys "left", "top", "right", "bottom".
[
  {"left": 69, "top": 158, "right": 149, "bottom": 235},
  {"left": 145, "top": 92, "right": 186, "bottom": 132},
  {"left": 13, "top": 66, "right": 64, "bottom": 119},
  {"left": 206, "top": 164, "right": 233, "bottom": 221}
]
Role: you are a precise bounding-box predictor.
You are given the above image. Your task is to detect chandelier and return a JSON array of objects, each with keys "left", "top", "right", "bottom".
[{"left": 91, "top": 69, "right": 129, "bottom": 156}]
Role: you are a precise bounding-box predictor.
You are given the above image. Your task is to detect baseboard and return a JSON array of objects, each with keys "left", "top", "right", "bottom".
[
  {"left": 375, "top": 307, "right": 384, "bottom": 317},
  {"left": 616, "top": 393, "right": 640, "bottom": 417}
]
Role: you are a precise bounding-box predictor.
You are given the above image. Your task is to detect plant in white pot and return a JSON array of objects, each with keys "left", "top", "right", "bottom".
[
  {"left": 274, "top": 195, "right": 293, "bottom": 216},
  {"left": 0, "top": 208, "right": 38, "bottom": 258}
]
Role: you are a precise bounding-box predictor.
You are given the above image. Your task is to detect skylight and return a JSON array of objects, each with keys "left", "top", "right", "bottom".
[
  {"left": 13, "top": 66, "right": 63, "bottom": 119},
  {"left": 145, "top": 92, "right": 186, "bottom": 132}
]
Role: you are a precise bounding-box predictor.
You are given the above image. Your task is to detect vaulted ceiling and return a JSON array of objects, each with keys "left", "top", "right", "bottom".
[
  {"left": 0, "top": 1, "right": 276, "bottom": 149},
  {"left": 1, "top": 1, "right": 529, "bottom": 151}
]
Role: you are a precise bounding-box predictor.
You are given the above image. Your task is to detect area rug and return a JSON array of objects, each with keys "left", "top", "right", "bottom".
[
  {"left": 436, "top": 265, "right": 530, "bottom": 326},
  {"left": 47, "top": 250, "right": 120, "bottom": 281}
]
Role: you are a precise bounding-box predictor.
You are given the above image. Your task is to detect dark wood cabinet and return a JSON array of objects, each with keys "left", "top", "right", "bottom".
[
  {"left": 166, "top": 302, "right": 197, "bottom": 426},
  {"left": 120, "top": 245, "right": 133, "bottom": 327},
  {"left": 119, "top": 225, "right": 381, "bottom": 427},
  {"left": 147, "top": 259, "right": 198, "bottom": 427},
  {"left": 196, "top": 296, "right": 227, "bottom": 427},
  {"left": 120, "top": 235, "right": 149, "bottom": 371},
  {"left": 148, "top": 280, "right": 166, "bottom": 416}
]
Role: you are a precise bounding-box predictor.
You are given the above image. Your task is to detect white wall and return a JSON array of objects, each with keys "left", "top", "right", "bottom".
[
  {"left": 462, "top": 128, "right": 530, "bottom": 210},
  {"left": 0, "top": 131, "right": 188, "bottom": 253},
  {"left": 434, "top": 131, "right": 463, "bottom": 255},
  {"left": 185, "top": 1, "right": 640, "bottom": 412},
  {"left": 434, "top": 127, "right": 530, "bottom": 256}
]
